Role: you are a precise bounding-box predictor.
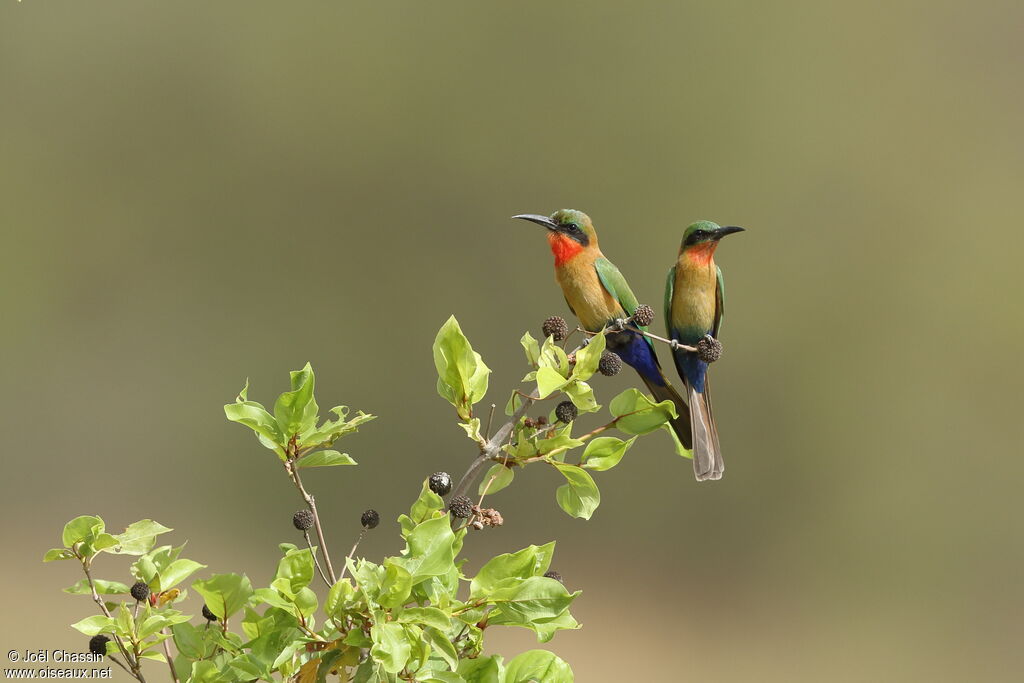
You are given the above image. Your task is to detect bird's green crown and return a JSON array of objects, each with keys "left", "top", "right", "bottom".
[
  {"left": 550, "top": 209, "right": 596, "bottom": 243},
  {"left": 681, "top": 220, "right": 722, "bottom": 247}
]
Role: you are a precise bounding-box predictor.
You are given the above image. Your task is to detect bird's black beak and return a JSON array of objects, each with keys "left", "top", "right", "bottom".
[
  {"left": 512, "top": 214, "right": 559, "bottom": 232},
  {"left": 713, "top": 225, "right": 745, "bottom": 240}
]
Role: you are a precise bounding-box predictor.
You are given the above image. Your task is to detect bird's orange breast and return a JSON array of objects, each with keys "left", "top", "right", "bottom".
[{"left": 555, "top": 250, "right": 622, "bottom": 331}]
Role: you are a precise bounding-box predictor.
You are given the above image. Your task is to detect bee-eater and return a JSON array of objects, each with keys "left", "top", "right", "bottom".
[
  {"left": 665, "top": 221, "right": 744, "bottom": 481},
  {"left": 513, "top": 209, "right": 692, "bottom": 450}
]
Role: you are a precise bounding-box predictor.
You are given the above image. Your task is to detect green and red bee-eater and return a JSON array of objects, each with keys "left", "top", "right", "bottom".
[
  {"left": 514, "top": 209, "right": 692, "bottom": 449},
  {"left": 665, "top": 221, "right": 744, "bottom": 481}
]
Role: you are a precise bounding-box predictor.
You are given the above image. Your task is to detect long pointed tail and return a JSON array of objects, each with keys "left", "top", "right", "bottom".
[
  {"left": 642, "top": 376, "right": 692, "bottom": 450},
  {"left": 686, "top": 379, "right": 723, "bottom": 481}
]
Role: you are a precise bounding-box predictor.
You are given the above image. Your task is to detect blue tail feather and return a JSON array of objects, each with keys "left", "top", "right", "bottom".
[{"left": 605, "top": 330, "right": 664, "bottom": 386}]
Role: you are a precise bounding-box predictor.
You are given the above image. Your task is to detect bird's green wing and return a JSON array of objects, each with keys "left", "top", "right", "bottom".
[
  {"left": 594, "top": 257, "right": 639, "bottom": 318},
  {"left": 595, "top": 257, "right": 656, "bottom": 354},
  {"left": 664, "top": 265, "right": 676, "bottom": 335},
  {"left": 712, "top": 265, "right": 725, "bottom": 338}
]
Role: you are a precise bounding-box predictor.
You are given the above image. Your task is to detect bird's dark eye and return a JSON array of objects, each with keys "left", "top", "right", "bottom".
[{"left": 566, "top": 223, "right": 580, "bottom": 232}]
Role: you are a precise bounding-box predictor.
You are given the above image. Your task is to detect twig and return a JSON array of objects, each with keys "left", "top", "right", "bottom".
[
  {"left": 160, "top": 629, "right": 179, "bottom": 683},
  {"left": 337, "top": 529, "right": 366, "bottom": 581},
  {"left": 285, "top": 462, "right": 338, "bottom": 584},
  {"left": 450, "top": 389, "right": 539, "bottom": 511},
  {"left": 303, "top": 531, "right": 332, "bottom": 588},
  {"left": 484, "top": 404, "right": 496, "bottom": 441},
  {"left": 107, "top": 655, "right": 134, "bottom": 677},
  {"left": 81, "top": 559, "right": 141, "bottom": 678}
]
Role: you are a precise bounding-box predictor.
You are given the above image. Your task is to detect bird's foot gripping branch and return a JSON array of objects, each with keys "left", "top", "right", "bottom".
[{"left": 46, "top": 314, "right": 686, "bottom": 683}]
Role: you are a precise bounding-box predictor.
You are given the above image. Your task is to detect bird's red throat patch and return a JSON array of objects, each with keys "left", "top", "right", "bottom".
[
  {"left": 548, "top": 233, "right": 584, "bottom": 267},
  {"left": 686, "top": 241, "right": 718, "bottom": 267}
]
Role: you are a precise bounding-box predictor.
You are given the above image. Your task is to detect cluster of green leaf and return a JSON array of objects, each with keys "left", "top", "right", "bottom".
[
  {"left": 436, "top": 315, "right": 680, "bottom": 520},
  {"left": 48, "top": 315, "right": 683, "bottom": 682}
]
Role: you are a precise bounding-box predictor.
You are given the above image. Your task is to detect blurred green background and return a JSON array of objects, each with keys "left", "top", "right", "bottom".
[{"left": 2, "top": 1, "right": 1022, "bottom": 680}]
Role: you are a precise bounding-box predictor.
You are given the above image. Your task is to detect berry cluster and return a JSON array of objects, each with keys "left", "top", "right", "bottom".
[
  {"left": 468, "top": 506, "right": 504, "bottom": 531},
  {"left": 523, "top": 415, "right": 549, "bottom": 429},
  {"left": 360, "top": 509, "right": 380, "bottom": 530},
  {"left": 292, "top": 509, "right": 315, "bottom": 531},
  {"left": 129, "top": 581, "right": 150, "bottom": 603},
  {"left": 448, "top": 495, "right": 474, "bottom": 519},
  {"left": 542, "top": 316, "right": 569, "bottom": 341},
  {"left": 598, "top": 351, "right": 622, "bottom": 376},
  {"left": 696, "top": 335, "right": 723, "bottom": 363},
  {"left": 429, "top": 472, "right": 452, "bottom": 497},
  {"left": 631, "top": 304, "right": 655, "bottom": 327},
  {"left": 554, "top": 401, "right": 578, "bottom": 424}
]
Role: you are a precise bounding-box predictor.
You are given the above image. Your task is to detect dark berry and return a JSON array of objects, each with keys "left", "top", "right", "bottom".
[
  {"left": 448, "top": 495, "right": 474, "bottom": 519},
  {"left": 292, "top": 509, "right": 315, "bottom": 531},
  {"left": 361, "top": 509, "right": 380, "bottom": 529},
  {"left": 542, "top": 316, "right": 569, "bottom": 342},
  {"left": 129, "top": 581, "right": 150, "bottom": 602},
  {"left": 632, "top": 304, "right": 655, "bottom": 327},
  {"left": 202, "top": 604, "right": 218, "bottom": 621},
  {"left": 554, "top": 401, "right": 578, "bottom": 424},
  {"left": 88, "top": 634, "right": 110, "bottom": 656},
  {"left": 598, "top": 351, "right": 622, "bottom": 377},
  {"left": 429, "top": 472, "right": 452, "bottom": 497},
  {"left": 696, "top": 335, "right": 723, "bottom": 363},
  {"left": 543, "top": 570, "right": 564, "bottom": 584}
]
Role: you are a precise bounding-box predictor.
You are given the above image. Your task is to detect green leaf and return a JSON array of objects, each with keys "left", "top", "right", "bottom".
[
  {"left": 459, "top": 417, "right": 483, "bottom": 443},
  {"left": 478, "top": 464, "right": 514, "bottom": 496},
  {"left": 300, "top": 406, "right": 376, "bottom": 450},
  {"left": 378, "top": 560, "right": 413, "bottom": 608},
  {"left": 293, "top": 586, "right": 318, "bottom": 618},
  {"left": 422, "top": 673, "right": 466, "bottom": 683},
  {"left": 275, "top": 548, "right": 315, "bottom": 594},
  {"left": 537, "top": 431, "right": 584, "bottom": 457},
  {"left": 138, "top": 651, "right": 167, "bottom": 663},
  {"left": 63, "top": 579, "right": 129, "bottom": 595},
  {"left": 486, "top": 577, "right": 577, "bottom": 627},
  {"left": 470, "top": 542, "right": 555, "bottom": 598},
  {"left": 433, "top": 316, "right": 491, "bottom": 420},
  {"left": 62, "top": 515, "right": 103, "bottom": 548},
  {"left": 570, "top": 328, "right": 605, "bottom": 381},
  {"left": 92, "top": 534, "right": 119, "bottom": 552},
  {"left": 108, "top": 519, "right": 173, "bottom": 556},
  {"left": 397, "top": 607, "right": 450, "bottom": 631},
  {"left": 422, "top": 626, "right": 459, "bottom": 671},
  {"left": 192, "top": 573, "right": 254, "bottom": 620},
  {"left": 43, "top": 548, "right": 76, "bottom": 562},
  {"left": 138, "top": 610, "right": 191, "bottom": 639},
  {"left": 274, "top": 363, "right": 319, "bottom": 439},
  {"left": 531, "top": 608, "right": 581, "bottom": 643},
  {"left": 537, "top": 335, "right": 569, "bottom": 374},
  {"left": 157, "top": 559, "right": 206, "bottom": 592},
  {"left": 392, "top": 516, "right": 456, "bottom": 582},
  {"left": 505, "top": 650, "right": 573, "bottom": 683},
  {"left": 70, "top": 615, "right": 116, "bottom": 636},
  {"left": 371, "top": 622, "right": 411, "bottom": 674},
  {"left": 520, "top": 331, "right": 540, "bottom": 366},
  {"left": 294, "top": 449, "right": 357, "bottom": 468},
  {"left": 458, "top": 656, "right": 504, "bottom": 683},
  {"left": 173, "top": 622, "right": 220, "bottom": 660},
  {"left": 552, "top": 463, "right": 600, "bottom": 519},
  {"left": 535, "top": 367, "right": 568, "bottom": 399},
  {"left": 580, "top": 436, "right": 636, "bottom": 471},
  {"left": 325, "top": 579, "right": 355, "bottom": 620},
  {"left": 609, "top": 388, "right": 677, "bottom": 435},
  {"left": 224, "top": 398, "right": 285, "bottom": 457},
  {"left": 562, "top": 380, "right": 599, "bottom": 412},
  {"left": 409, "top": 479, "right": 445, "bottom": 525}
]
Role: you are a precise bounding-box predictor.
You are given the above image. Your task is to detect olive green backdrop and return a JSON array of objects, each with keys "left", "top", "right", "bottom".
[{"left": 2, "top": 2, "right": 1022, "bottom": 681}]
